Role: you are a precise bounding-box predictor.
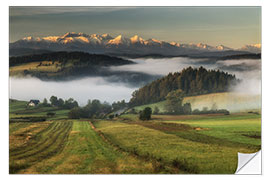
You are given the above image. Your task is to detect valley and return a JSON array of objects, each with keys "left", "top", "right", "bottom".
[
  {"left": 8, "top": 6, "right": 262, "bottom": 175},
  {"left": 9, "top": 99, "right": 261, "bottom": 174}
]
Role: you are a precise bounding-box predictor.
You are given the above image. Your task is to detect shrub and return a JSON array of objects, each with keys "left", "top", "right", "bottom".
[
  {"left": 68, "top": 107, "right": 82, "bottom": 119},
  {"left": 183, "top": 103, "right": 192, "bottom": 114},
  {"left": 47, "top": 112, "right": 56, "bottom": 117},
  {"left": 109, "top": 114, "right": 114, "bottom": 119},
  {"left": 139, "top": 107, "right": 152, "bottom": 120},
  {"left": 153, "top": 106, "right": 160, "bottom": 115},
  {"left": 129, "top": 108, "right": 137, "bottom": 114}
]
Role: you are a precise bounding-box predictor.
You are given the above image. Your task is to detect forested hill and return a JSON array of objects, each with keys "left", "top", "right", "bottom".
[
  {"left": 9, "top": 51, "right": 133, "bottom": 67},
  {"left": 129, "top": 67, "right": 239, "bottom": 106}
]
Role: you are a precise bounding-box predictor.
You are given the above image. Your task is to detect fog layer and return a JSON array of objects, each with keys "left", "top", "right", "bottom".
[
  {"left": 10, "top": 57, "right": 261, "bottom": 106},
  {"left": 111, "top": 57, "right": 261, "bottom": 94},
  {"left": 9, "top": 76, "right": 137, "bottom": 105}
]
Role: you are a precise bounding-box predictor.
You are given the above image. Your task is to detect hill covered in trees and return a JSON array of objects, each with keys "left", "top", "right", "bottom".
[
  {"left": 9, "top": 51, "right": 133, "bottom": 67},
  {"left": 129, "top": 67, "right": 239, "bottom": 106},
  {"left": 9, "top": 51, "right": 155, "bottom": 82}
]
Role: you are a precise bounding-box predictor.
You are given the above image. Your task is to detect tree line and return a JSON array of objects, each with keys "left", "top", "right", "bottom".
[
  {"left": 9, "top": 51, "right": 133, "bottom": 67},
  {"left": 38, "top": 96, "right": 130, "bottom": 119},
  {"left": 129, "top": 66, "right": 239, "bottom": 106},
  {"left": 68, "top": 99, "right": 112, "bottom": 119},
  {"left": 40, "top": 96, "right": 79, "bottom": 110}
]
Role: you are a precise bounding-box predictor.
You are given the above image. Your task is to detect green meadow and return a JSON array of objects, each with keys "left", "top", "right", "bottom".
[
  {"left": 9, "top": 99, "right": 261, "bottom": 174},
  {"left": 133, "top": 92, "right": 261, "bottom": 113}
]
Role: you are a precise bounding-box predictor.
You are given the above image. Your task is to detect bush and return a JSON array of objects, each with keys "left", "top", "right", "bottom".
[
  {"left": 109, "top": 114, "right": 114, "bottom": 119},
  {"left": 183, "top": 103, "right": 192, "bottom": 114},
  {"left": 192, "top": 108, "right": 230, "bottom": 115},
  {"left": 47, "top": 112, "right": 56, "bottom": 117},
  {"left": 139, "top": 107, "right": 152, "bottom": 120},
  {"left": 68, "top": 107, "right": 82, "bottom": 119},
  {"left": 153, "top": 106, "right": 160, "bottom": 115},
  {"left": 129, "top": 108, "right": 137, "bottom": 114}
]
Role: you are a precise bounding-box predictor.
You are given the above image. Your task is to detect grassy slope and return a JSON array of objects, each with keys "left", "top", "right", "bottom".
[
  {"left": 95, "top": 113, "right": 261, "bottom": 174},
  {"left": 134, "top": 101, "right": 167, "bottom": 113},
  {"left": 12, "top": 121, "right": 158, "bottom": 174},
  {"left": 9, "top": 61, "right": 62, "bottom": 76},
  {"left": 133, "top": 92, "right": 261, "bottom": 113},
  {"left": 153, "top": 113, "right": 261, "bottom": 146},
  {"left": 183, "top": 92, "right": 261, "bottom": 113},
  {"left": 9, "top": 100, "right": 158, "bottom": 174},
  {"left": 9, "top": 99, "right": 69, "bottom": 121},
  {"left": 9, "top": 99, "right": 28, "bottom": 113},
  {"left": 163, "top": 114, "right": 261, "bottom": 146},
  {"left": 117, "top": 113, "right": 261, "bottom": 146},
  {"left": 9, "top": 99, "right": 261, "bottom": 174}
]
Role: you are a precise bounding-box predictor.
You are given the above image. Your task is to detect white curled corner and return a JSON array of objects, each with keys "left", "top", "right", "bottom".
[{"left": 235, "top": 150, "right": 261, "bottom": 174}]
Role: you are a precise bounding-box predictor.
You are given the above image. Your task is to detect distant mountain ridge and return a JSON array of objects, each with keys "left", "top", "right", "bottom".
[{"left": 10, "top": 32, "right": 261, "bottom": 56}]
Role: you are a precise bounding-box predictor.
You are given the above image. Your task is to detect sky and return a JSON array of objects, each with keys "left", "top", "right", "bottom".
[{"left": 9, "top": 7, "right": 261, "bottom": 48}]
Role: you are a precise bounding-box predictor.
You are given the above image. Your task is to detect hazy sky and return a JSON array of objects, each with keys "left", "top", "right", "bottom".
[{"left": 9, "top": 7, "right": 261, "bottom": 48}]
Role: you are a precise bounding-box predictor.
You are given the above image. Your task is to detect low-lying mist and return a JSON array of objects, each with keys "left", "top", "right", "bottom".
[
  {"left": 10, "top": 56, "right": 261, "bottom": 110},
  {"left": 9, "top": 76, "right": 137, "bottom": 106},
  {"left": 110, "top": 57, "right": 261, "bottom": 95}
]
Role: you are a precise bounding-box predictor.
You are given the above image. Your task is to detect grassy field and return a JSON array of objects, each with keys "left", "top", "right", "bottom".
[
  {"left": 94, "top": 113, "right": 261, "bottom": 174},
  {"left": 9, "top": 99, "right": 261, "bottom": 174},
  {"left": 19, "top": 121, "right": 164, "bottom": 174},
  {"left": 133, "top": 92, "right": 261, "bottom": 113},
  {"left": 9, "top": 61, "right": 62, "bottom": 76},
  {"left": 9, "top": 100, "right": 167, "bottom": 174},
  {"left": 9, "top": 121, "right": 72, "bottom": 173},
  {"left": 133, "top": 101, "right": 167, "bottom": 113},
  {"left": 9, "top": 99, "right": 69, "bottom": 121},
  {"left": 9, "top": 120, "right": 171, "bottom": 174}
]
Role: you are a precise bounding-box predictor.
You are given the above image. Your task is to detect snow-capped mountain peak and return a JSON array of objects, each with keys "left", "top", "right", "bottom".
[
  {"left": 108, "top": 35, "right": 131, "bottom": 45},
  {"left": 101, "top": 33, "right": 113, "bottom": 40},
  {"left": 239, "top": 44, "right": 261, "bottom": 53},
  {"left": 196, "top": 43, "right": 214, "bottom": 50},
  {"left": 42, "top": 36, "right": 59, "bottom": 42},
  {"left": 22, "top": 36, "right": 40, "bottom": 41},
  {"left": 170, "top": 42, "right": 180, "bottom": 47},
  {"left": 215, "top": 45, "right": 232, "bottom": 51},
  {"left": 62, "top": 32, "right": 83, "bottom": 38},
  {"left": 11, "top": 32, "right": 261, "bottom": 55},
  {"left": 130, "top": 35, "right": 145, "bottom": 44},
  {"left": 253, "top": 44, "right": 261, "bottom": 48},
  {"left": 144, "top": 38, "right": 162, "bottom": 46}
]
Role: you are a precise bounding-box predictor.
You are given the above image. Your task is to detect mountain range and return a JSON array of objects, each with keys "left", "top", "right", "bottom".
[{"left": 9, "top": 32, "right": 261, "bottom": 56}]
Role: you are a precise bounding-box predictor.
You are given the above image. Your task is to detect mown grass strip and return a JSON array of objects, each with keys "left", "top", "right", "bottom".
[
  {"left": 13, "top": 122, "right": 71, "bottom": 160},
  {"left": 9, "top": 121, "right": 72, "bottom": 174},
  {"left": 24, "top": 120, "right": 159, "bottom": 174},
  {"left": 10, "top": 122, "right": 61, "bottom": 155},
  {"left": 9, "top": 123, "right": 32, "bottom": 134}
]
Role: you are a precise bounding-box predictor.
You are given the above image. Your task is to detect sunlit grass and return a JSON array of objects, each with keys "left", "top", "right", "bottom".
[
  {"left": 18, "top": 121, "right": 157, "bottom": 174},
  {"left": 95, "top": 117, "right": 261, "bottom": 174},
  {"left": 9, "top": 99, "right": 261, "bottom": 174},
  {"left": 133, "top": 92, "right": 261, "bottom": 113},
  {"left": 9, "top": 61, "right": 61, "bottom": 75}
]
